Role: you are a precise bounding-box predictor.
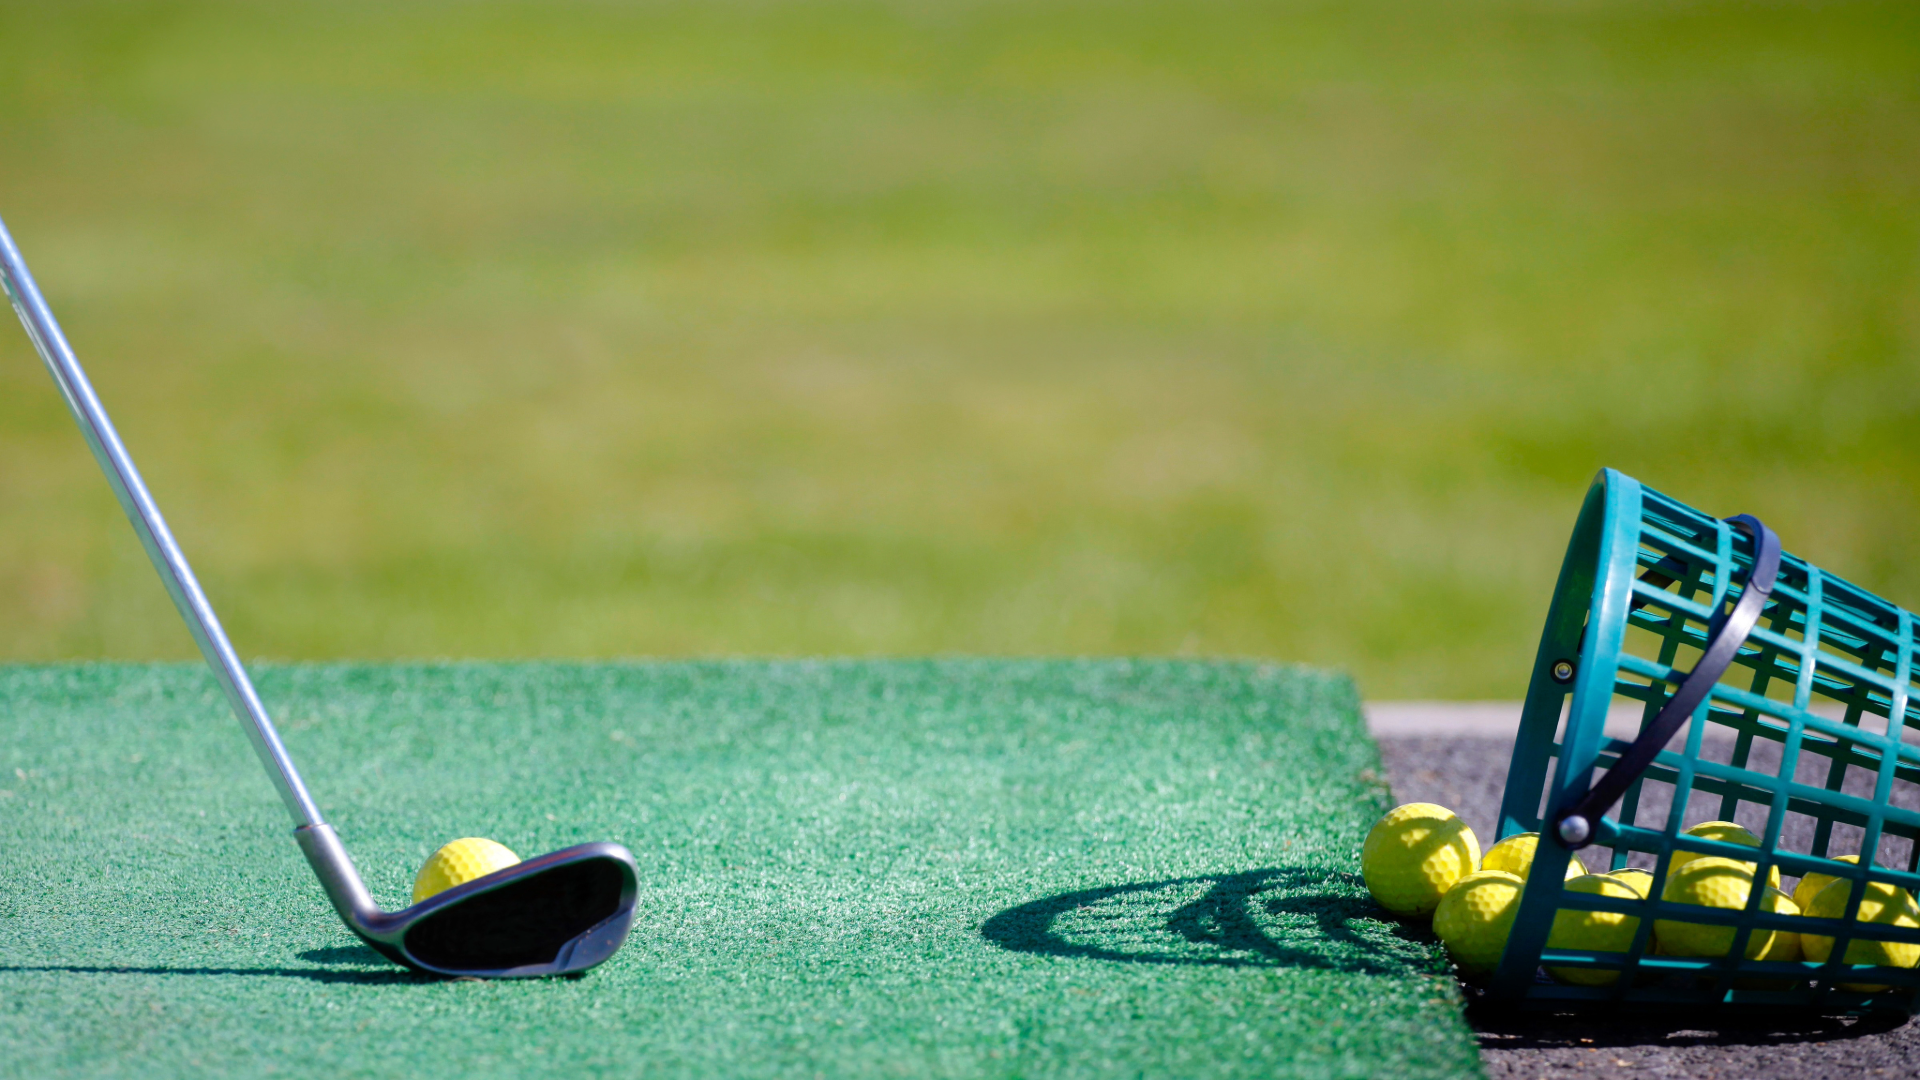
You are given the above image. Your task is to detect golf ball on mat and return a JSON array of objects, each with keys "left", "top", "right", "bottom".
[
  {"left": 1362, "top": 802, "right": 1481, "bottom": 918},
  {"left": 414, "top": 837, "right": 521, "bottom": 903}
]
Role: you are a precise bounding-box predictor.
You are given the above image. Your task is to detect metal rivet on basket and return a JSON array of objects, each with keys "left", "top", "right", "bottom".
[
  {"left": 1551, "top": 660, "right": 1576, "bottom": 683},
  {"left": 1556, "top": 814, "right": 1590, "bottom": 846}
]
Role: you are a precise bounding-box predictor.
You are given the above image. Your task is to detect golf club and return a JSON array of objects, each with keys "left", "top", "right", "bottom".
[{"left": 0, "top": 211, "right": 640, "bottom": 978}]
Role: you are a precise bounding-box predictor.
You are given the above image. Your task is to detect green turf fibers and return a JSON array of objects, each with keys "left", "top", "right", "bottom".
[{"left": 0, "top": 660, "right": 1480, "bottom": 1079}]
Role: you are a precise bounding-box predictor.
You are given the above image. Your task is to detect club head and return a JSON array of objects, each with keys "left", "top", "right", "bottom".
[
  {"left": 2, "top": 213, "right": 642, "bottom": 982},
  {"left": 322, "top": 839, "right": 640, "bottom": 978}
]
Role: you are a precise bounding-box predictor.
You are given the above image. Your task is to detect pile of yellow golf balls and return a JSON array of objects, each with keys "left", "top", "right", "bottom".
[{"left": 1360, "top": 805, "right": 1920, "bottom": 990}]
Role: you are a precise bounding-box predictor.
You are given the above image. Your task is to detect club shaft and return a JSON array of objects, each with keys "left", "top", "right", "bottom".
[{"left": 0, "top": 212, "right": 325, "bottom": 828}]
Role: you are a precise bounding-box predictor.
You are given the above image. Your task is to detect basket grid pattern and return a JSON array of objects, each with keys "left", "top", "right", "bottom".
[{"left": 1494, "top": 471, "right": 1920, "bottom": 1011}]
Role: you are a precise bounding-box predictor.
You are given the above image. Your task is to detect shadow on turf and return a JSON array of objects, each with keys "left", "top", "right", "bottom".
[
  {"left": 983, "top": 866, "right": 1439, "bottom": 975},
  {"left": 299, "top": 945, "right": 390, "bottom": 966},
  {"left": 1, "top": 947, "right": 421, "bottom": 985}
]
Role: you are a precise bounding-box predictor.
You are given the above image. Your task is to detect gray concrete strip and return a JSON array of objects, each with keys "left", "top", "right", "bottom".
[
  {"left": 1365, "top": 700, "right": 1880, "bottom": 743},
  {"left": 1365, "top": 701, "right": 1644, "bottom": 741}
]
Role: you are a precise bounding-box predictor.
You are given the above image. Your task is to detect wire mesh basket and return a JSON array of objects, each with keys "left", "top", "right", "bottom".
[{"left": 1492, "top": 468, "right": 1920, "bottom": 1011}]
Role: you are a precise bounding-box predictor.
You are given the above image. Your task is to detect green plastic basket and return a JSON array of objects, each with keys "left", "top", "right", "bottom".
[{"left": 1491, "top": 468, "right": 1920, "bottom": 1012}]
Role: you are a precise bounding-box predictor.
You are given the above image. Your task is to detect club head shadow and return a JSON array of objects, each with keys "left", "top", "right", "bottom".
[{"left": 298, "top": 827, "right": 639, "bottom": 978}]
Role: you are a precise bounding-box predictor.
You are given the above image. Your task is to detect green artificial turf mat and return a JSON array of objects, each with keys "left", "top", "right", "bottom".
[{"left": 0, "top": 660, "right": 1480, "bottom": 1079}]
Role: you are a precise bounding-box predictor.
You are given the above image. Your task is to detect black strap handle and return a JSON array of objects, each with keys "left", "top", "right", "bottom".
[{"left": 1553, "top": 514, "right": 1781, "bottom": 849}]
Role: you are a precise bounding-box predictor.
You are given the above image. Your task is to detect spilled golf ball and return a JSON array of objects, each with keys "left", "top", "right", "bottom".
[{"left": 1360, "top": 803, "right": 1480, "bottom": 918}]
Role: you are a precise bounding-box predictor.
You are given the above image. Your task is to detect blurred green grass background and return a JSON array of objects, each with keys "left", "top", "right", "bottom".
[{"left": 0, "top": 0, "right": 1914, "bottom": 698}]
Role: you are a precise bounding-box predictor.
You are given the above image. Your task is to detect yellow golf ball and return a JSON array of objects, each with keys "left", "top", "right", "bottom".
[
  {"left": 1433, "top": 869, "right": 1524, "bottom": 977},
  {"left": 1653, "top": 856, "right": 1775, "bottom": 960},
  {"left": 1604, "top": 868, "right": 1656, "bottom": 898},
  {"left": 1792, "top": 854, "right": 1862, "bottom": 912},
  {"left": 1801, "top": 877, "right": 1920, "bottom": 992},
  {"left": 1362, "top": 803, "right": 1481, "bottom": 919},
  {"left": 413, "top": 837, "right": 521, "bottom": 904},
  {"left": 1546, "top": 874, "right": 1642, "bottom": 986},
  {"left": 1759, "top": 889, "right": 1803, "bottom": 963},
  {"left": 1482, "top": 832, "right": 1586, "bottom": 882},
  {"left": 1668, "top": 821, "right": 1781, "bottom": 890},
  {"left": 1734, "top": 888, "right": 1804, "bottom": 990}
]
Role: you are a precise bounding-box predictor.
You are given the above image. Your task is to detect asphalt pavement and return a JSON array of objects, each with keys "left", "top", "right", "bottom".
[{"left": 1370, "top": 706, "right": 1920, "bottom": 1080}]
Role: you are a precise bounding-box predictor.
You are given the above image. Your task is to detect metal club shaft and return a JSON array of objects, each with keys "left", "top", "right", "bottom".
[{"left": 0, "top": 212, "right": 325, "bottom": 829}]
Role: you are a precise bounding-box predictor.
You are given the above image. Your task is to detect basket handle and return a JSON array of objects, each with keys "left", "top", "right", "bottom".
[{"left": 1552, "top": 514, "right": 1781, "bottom": 849}]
